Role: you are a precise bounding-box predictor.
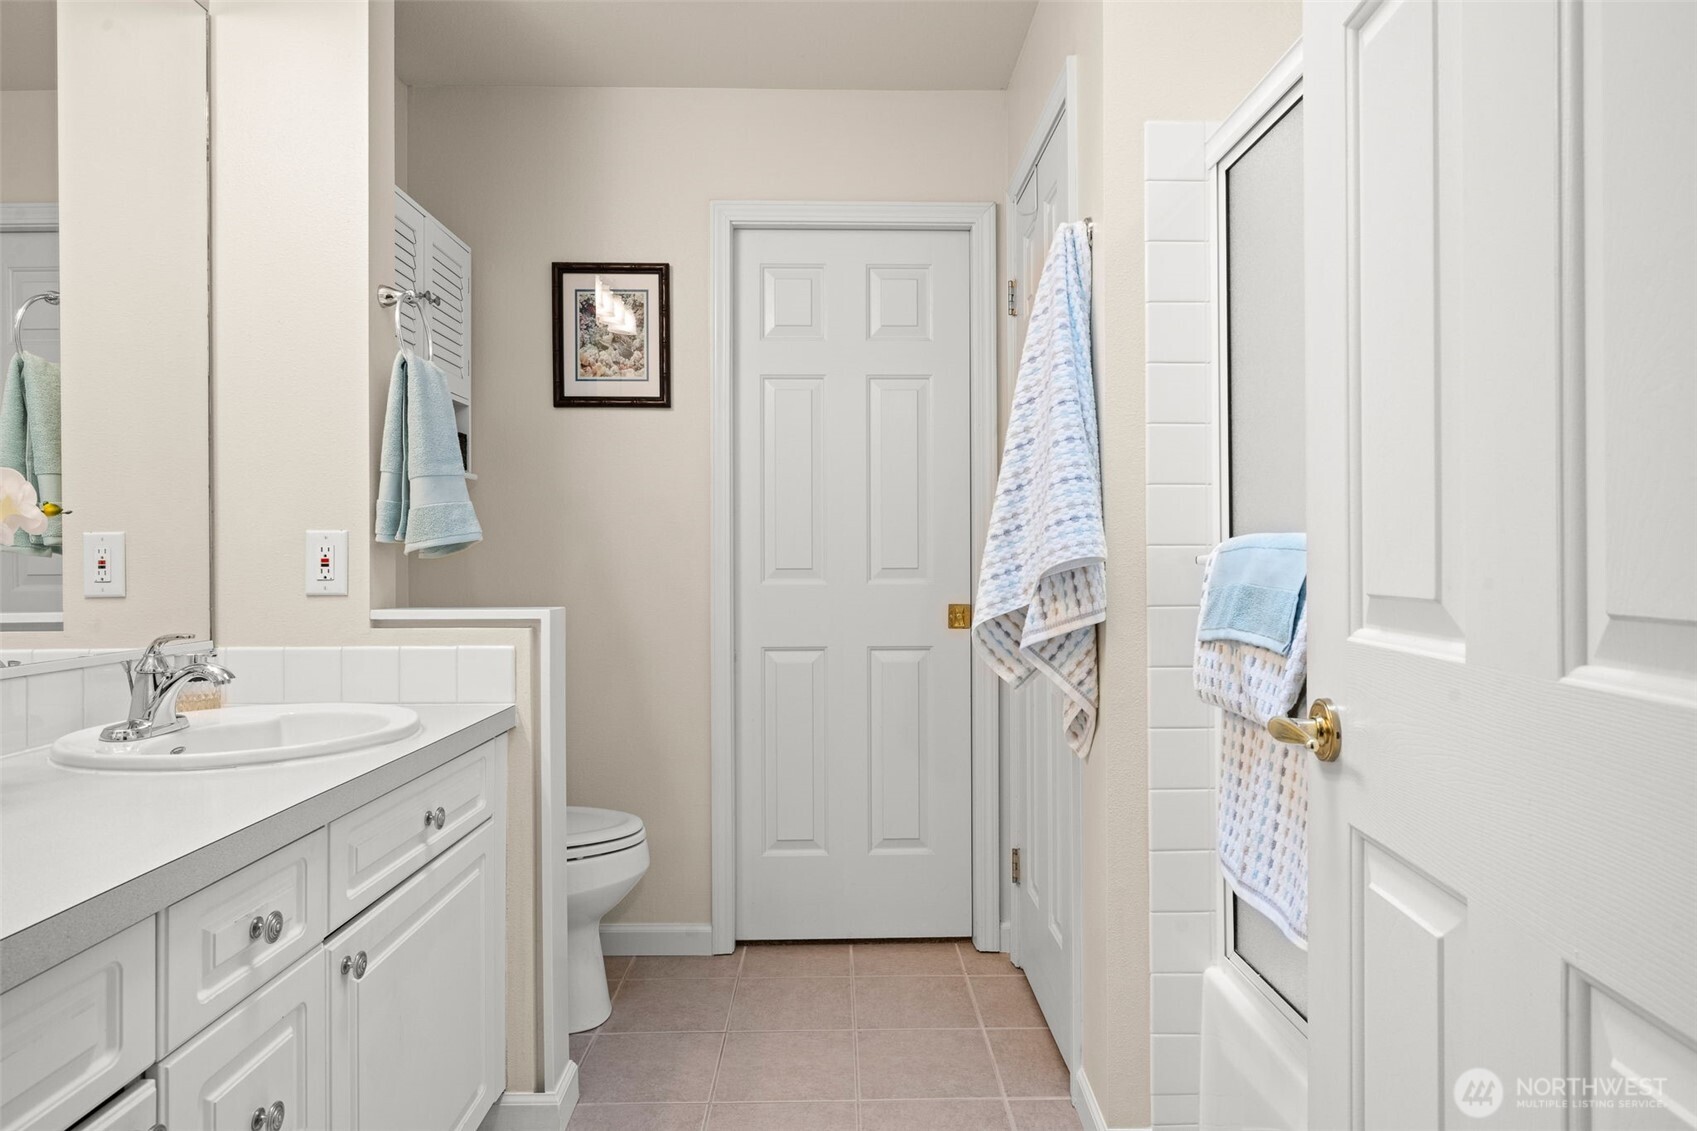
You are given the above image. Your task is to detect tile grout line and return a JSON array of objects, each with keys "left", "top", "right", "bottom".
[
  {"left": 959, "top": 942, "right": 1019, "bottom": 1131},
  {"left": 850, "top": 943, "right": 863, "bottom": 1131}
]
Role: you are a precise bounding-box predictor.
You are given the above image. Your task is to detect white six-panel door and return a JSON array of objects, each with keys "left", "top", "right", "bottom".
[
  {"left": 734, "top": 227, "right": 974, "bottom": 939},
  {"left": 1009, "top": 111, "right": 1082, "bottom": 1072},
  {"left": 1305, "top": 1, "right": 1696, "bottom": 1126}
]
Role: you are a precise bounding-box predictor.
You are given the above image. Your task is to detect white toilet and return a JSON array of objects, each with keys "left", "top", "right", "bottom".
[{"left": 565, "top": 805, "right": 649, "bottom": 1032}]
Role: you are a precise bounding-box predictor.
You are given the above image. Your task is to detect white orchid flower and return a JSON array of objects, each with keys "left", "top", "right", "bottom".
[{"left": 0, "top": 466, "right": 49, "bottom": 541}]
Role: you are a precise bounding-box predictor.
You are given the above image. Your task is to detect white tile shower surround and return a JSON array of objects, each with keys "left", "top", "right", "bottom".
[
  {"left": 0, "top": 644, "right": 515, "bottom": 756},
  {"left": 1145, "top": 118, "right": 1219, "bottom": 1123}
]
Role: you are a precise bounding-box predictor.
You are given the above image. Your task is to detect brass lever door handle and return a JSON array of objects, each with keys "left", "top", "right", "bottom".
[{"left": 1268, "top": 698, "right": 1341, "bottom": 762}]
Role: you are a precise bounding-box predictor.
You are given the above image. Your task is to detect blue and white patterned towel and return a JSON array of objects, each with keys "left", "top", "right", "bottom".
[
  {"left": 973, "top": 222, "right": 1105, "bottom": 758},
  {"left": 1195, "top": 547, "right": 1310, "bottom": 946}
]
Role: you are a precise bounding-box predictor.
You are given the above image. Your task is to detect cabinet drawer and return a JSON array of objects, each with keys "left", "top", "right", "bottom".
[
  {"left": 69, "top": 1080, "right": 157, "bottom": 1131},
  {"left": 162, "top": 829, "right": 327, "bottom": 1052},
  {"left": 327, "top": 822, "right": 503, "bottom": 1131},
  {"left": 157, "top": 947, "right": 326, "bottom": 1131},
  {"left": 327, "top": 741, "right": 501, "bottom": 929},
  {"left": 0, "top": 918, "right": 156, "bottom": 1131}
]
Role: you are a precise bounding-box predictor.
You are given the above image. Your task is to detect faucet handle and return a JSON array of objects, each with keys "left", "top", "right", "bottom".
[{"left": 136, "top": 633, "right": 195, "bottom": 674}]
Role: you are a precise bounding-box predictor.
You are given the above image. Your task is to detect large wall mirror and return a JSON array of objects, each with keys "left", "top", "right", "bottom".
[{"left": 0, "top": 0, "right": 210, "bottom": 663}]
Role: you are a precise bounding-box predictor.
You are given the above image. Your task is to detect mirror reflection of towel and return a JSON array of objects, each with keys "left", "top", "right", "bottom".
[{"left": 1, "top": 352, "right": 63, "bottom": 554}]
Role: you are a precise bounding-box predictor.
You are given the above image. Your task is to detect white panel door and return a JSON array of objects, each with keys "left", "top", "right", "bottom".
[
  {"left": 1305, "top": 1, "right": 1696, "bottom": 1127},
  {"left": 734, "top": 227, "right": 973, "bottom": 939},
  {"left": 0, "top": 227, "right": 62, "bottom": 621},
  {"left": 1008, "top": 111, "right": 1081, "bottom": 1071},
  {"left": 327, "top": 820, "right": 503, "bottom": 1131}
]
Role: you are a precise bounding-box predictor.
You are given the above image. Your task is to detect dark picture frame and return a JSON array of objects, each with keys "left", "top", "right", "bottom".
[{"left": 551, "top": 261, "right": 671, "bottom": 408}]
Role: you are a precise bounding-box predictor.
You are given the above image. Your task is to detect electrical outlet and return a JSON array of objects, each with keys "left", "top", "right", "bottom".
[
  {"left": 305, "top": 530, "right": 348, "bottom": 596},
  {"left": 83, "top": 532, "right": 126, "bottom": 597}
]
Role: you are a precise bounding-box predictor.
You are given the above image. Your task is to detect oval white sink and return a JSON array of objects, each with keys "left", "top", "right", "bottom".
[{"left": 50, "top": 704, "right": 422, "bottom": 771}]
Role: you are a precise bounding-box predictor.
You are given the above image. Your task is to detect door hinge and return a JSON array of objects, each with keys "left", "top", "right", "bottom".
[
  {"left": 1011, "top": 847, "right": 1021, "bottom": 885},
  {"left": 1007, "top": 280, "right": 1017, "bottom": 317}
]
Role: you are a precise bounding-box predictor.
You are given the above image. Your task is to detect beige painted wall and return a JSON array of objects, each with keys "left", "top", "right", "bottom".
[
  {"left": 209, "top": 1, "right": 543, "bottom": 1091},
  {"left": 1092, "top": 2, "right": 1301, "bottom": 1125},
  {"left": 0, "top": 90, "right": 55, "bottom": 202},
  {"left": 402, "top": 85, "right": 1008, "bottom": 926},
  {"left": 22, "top": 2, "right": 211, "bottom": 652}
]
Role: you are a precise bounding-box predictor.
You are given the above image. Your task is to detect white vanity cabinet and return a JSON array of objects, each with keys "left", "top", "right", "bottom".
[
  {"left": 0, "top": 735, "right": 508, "bottom": 1131},
  {"left": 326, "top": 822, "right": 504, "bottom": 1131}
]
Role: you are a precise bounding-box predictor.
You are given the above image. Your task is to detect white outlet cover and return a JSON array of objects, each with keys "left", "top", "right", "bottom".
[
  {"left": 305, "top": 530, "right": 349, "bottom": 596},
  {"left": 83, "top": 531, "right": 126, "bottom": 597}
]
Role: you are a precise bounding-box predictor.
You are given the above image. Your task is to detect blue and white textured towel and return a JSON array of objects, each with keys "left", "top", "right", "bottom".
[
  {"left": 1198, "top": 532, "right": 1307, "bottom": 654},
  {"left": 973, "top": 222, "right": 1105, "bottom": 758},
  {"left": 1195, "top": 544, "right": 1310, "bottom": 946},
  {"left": 375, "top": 350, "right": 481, "bottom": 557}
]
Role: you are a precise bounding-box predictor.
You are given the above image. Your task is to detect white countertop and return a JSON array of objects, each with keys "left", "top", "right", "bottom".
[{"left": 0, "top": 702, "right": 516, "bottom": 990}]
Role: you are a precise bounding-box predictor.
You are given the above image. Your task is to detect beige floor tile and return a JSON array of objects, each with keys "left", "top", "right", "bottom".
[
  {"left": 577, "top": 1033, "right": 725, "bottom": 1103},
  {"left": 860, "top": 1099, "right": 1014, "bottom": 1130},
  {"left": 705, "top": 1101, "right": 858, "bottom": 1130},
  {"left": 1007, "top": 1099, "right": 1083, "bottom": 1130},
  {"left": 728, "top": 977, "right": 851, "bottom": 1031},
  {"left": 971, "top": 977, "right": 1048, "bottom": 1028},
  {"left": 628, "top": 950, "right": 744, "bottom": 979},
  {"left": 605, "top": 955, "right": 635, "bottom": 980},
  {"left": 604, "top": 978, "right": 735, "bottom": 1033},
  {"left": 712, "top": 1031, "right": 857, "bottom": 1102},
  {"left": 957, "top": 946, "right": 1021, "bottom": 976},
  {"left": 566, "top": 1104, "right": 707, "bottom": 1131},
  {"left": 856, "top": 1029, "right": 1003, "bottom": 1099},
  {"left": 851, "top": 940, "right": 967, "bottom": 976},
  {"left": 739, "top": 943, "right": 853, "bottom": 977},
  {"left": 570, "top": 1032, "right": 596, "bottom": 1063},
  {"left": 853, "top": 976, "right": 979, "bottom": 1029},
  {"left": 987, "top": 1029, "right": 1071, "bottom": 1098}
]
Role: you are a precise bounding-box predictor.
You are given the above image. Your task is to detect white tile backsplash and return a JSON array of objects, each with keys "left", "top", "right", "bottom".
[
  {"left": 283, "top": 648, "right": 343, "bottom": 703},
  {"left": 1150, "top": 789, "right": 1215, "bottom": 851},
  {"left": 1145, "top": 119, "right": 1218, "bottom": 1105},
  {"left": 82, "top": 663, "right": 131, "bottom": 728},
  {"left": 1151, "top": 912, "right": 1215, "bottom": 973},
  {"left": 221, "top": 648, "right": 283, "bottom": 704},
  {"left": 1146, "top": 302, "right": 1212, "bottom": 364},
  {"left": 1146, "top": 180, "right": 1208, "bottom": 242},
  {"left": 1, "top": 677, "right": 27, "bottom": 753},
  {"left": 399, "top": 646, "right": 457, "bottom": 703},
  {"left": 342, "top": 647, "right": 401, "bottom": 702},
  {"left": 456, "top": 646, "right": 516, "bottom": 702}
]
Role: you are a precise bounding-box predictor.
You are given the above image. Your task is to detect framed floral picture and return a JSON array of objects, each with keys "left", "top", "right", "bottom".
[{"left": 551, "top": 262, "right": 671, "bottom": 407}]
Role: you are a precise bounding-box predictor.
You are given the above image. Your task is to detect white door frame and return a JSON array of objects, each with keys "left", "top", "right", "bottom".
[
  {"left": 709, "top": 200, "right": 1001, "bottom": 955},
  {"left": 1004, "top": 59, "right": 1085, "bottom": 1075}
]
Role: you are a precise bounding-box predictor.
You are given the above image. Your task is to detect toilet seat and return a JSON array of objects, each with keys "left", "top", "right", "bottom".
[{"left": 566, "top": 806, "right": 646, "bottom": 861}]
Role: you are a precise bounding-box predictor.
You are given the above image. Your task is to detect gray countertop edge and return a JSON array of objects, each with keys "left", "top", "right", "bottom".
[{"left": 0, "top": 705, "right": 518, "bottom": 993}]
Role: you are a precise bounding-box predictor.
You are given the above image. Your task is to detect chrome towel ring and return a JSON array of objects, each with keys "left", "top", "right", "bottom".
[{"left": 376, "top": 284, "right": 441, "bottom": 362}]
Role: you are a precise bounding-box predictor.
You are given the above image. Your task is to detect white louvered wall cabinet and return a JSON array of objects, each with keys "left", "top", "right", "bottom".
[{"left": 395, "top": 188, "right": 474, "bottom": 468}]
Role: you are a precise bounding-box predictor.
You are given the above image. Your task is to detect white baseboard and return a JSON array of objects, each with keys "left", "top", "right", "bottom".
[
  {"left": 478, "top": 1062, "right": 579, "bottom": 1131},
  {"left": 1001, "top": 919, "right": 1012, "bottom": 953},
  {"left": 600, "top": 922, "right": 714, "bottom": 956},
  {"left": 1073, "top": 1066, "right": 1147, "bottom": 1131}
]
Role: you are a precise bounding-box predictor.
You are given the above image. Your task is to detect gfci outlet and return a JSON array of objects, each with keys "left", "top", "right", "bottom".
[
  {"left": 83, "top": 532, "right": 126, "bottom": 598},
  {"left": 305, "top": 530, "right": 349, "bottom": 596}
]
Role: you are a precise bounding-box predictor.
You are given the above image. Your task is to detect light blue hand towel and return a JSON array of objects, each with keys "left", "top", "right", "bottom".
[
  {"left": 1198, "top": 533, "right": 1306, "bottom": 654},
  {"left": 0, "top": 351, "right": 62, "bottom": 555},
  {"left": 375, "top": 350, "right": 481, "bottom": 557}
]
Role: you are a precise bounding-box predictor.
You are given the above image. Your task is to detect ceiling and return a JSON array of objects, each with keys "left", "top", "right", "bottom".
[
  {"left": 397, "top": 0, "right": 1039, "bottom": 90},
  {"left": 1, "top": 1, "right": 55, "bottom": 91}
]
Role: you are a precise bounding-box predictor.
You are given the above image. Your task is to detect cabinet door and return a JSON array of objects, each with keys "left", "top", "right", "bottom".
[
  {"left": 423, "top": 218, "right": 471, "bottom": 403},
  {"left": 156, "top": 949, "right": 326, "bottom": 1131},
  {"left": 327, "top": 820, "right": 503, "bottom": 1131},
  {"left": 393, "top": 189, "right": 429, "bottom": 357}
]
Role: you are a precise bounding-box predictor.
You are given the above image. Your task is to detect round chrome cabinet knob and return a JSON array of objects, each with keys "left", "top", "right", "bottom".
[{"left": 341, "top": 950, "right": 369, "bottom": 979}]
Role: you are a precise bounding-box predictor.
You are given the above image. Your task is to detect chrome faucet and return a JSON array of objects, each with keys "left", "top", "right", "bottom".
[{"left": 100, "top": 633, "right": 235, "bottom": 743}]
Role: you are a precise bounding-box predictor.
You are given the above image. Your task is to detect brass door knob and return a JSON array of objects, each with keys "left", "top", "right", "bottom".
[{"left": 1268, "top": 698, "right": 1341, "bottom": 762}]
